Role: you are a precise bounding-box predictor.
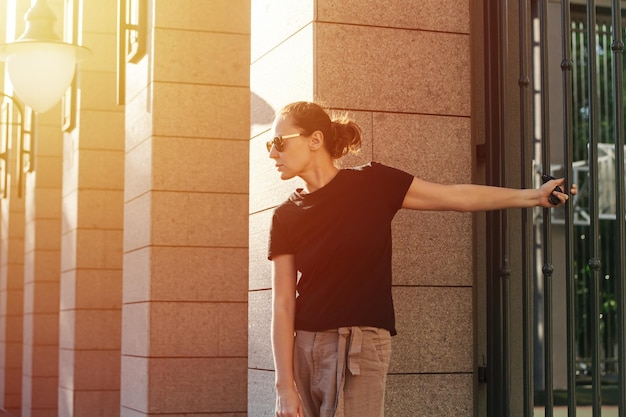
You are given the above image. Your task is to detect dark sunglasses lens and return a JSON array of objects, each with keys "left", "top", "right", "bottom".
[{"left": 266, "top": 138, "right": 281, "bottom": 152}]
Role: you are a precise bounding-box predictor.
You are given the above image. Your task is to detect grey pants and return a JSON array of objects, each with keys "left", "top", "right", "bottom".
[{"left": 293, "top": 326, "right": 392, "bottom": 417}]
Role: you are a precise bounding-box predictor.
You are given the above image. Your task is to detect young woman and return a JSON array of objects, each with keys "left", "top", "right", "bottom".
[{"left": 267, "top": 101, "right": 575, "bottom": 417}]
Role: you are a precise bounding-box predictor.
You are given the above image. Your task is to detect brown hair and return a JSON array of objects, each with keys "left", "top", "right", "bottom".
[{"left": 277, "top": 101, "right": 362, "bottom": 159}]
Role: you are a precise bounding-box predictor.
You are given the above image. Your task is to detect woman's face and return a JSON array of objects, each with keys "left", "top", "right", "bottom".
[{"left": 268, "top": 115, "right": 311, "bottom": 180}]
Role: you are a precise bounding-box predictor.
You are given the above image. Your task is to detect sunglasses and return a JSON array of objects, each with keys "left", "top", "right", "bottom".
[{"left": 266, "top": 133, "right": 303, "bottom": 152}]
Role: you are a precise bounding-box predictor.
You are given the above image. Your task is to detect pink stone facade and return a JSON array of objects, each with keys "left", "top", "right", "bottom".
[{"left": 0, "top": 1, "right": 479, "bottom": 416}]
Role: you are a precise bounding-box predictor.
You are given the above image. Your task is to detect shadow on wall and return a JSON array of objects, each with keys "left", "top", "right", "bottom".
[{"left": 251, "top": 92, "right": 276, "bottom": 131}]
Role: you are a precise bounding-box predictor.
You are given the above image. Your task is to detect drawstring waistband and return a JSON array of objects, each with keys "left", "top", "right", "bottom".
[{"left": 334, "top": 326, "right": 377, "bottom": 417}]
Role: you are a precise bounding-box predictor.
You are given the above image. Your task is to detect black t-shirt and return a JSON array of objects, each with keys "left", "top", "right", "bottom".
[{"left": 268, "top": 162, "right": 414, "bottom": 335}]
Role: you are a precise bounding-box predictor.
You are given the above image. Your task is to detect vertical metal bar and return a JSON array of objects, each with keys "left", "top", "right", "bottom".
[
  {"left": 560, "top": 1, "right": 578, "bottom": 416},
  {"left": 609, "top": 1, "right": 626, "bottom": 415},
  {"left": 601, "top": 25, "right": 610, "bottom": 145},
  {"left": 499, "top": 1, "right": 511, "bottom": 415},
  {"left": 519, "top": 0, "right": 534, "bottom": 415},
  {"left": 484, "top": 1, "right": 506, "bottom": 415},
  {"left": 585, "top": 1, "right": 603, "bottom": 415},
  {"left": 539, "top": 1, "right": 554, "bottom": 416}
]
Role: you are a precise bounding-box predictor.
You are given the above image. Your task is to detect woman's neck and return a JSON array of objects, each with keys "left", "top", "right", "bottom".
[{"left": 300, "top": 163, "right": 340, "bottom": 194}]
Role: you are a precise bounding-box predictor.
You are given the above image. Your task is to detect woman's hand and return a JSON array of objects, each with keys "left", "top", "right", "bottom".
[
  {"left": 538, "top": 177, "right": 577, "bottom": 208},
  {"left": 276, "top": 385, "right": 304, "bottom": 417}
]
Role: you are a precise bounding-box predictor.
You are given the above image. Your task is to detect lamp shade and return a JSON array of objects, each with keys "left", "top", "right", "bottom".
[{"left": 3, "top": 41, "right": 78, "bottom": 113}]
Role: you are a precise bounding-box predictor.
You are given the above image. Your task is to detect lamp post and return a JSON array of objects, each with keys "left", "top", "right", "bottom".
[{"left": 0, "top": 0, "right": 90, "bottom": 197}]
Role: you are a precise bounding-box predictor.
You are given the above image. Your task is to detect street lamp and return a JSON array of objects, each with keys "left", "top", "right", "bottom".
[
  {"left": 0, "top": 0, "right": 90, "bottom": 198},
  {"left": 0, "top": 0, "right": 90, "bottom": 114}
]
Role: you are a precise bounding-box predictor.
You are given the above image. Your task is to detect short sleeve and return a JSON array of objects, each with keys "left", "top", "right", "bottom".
[
  {"left": 369, "top": 162, "right": 414, "bottom": 210},
  {"left": 267, "top": 210, "right": 294, "bottom": 260}
]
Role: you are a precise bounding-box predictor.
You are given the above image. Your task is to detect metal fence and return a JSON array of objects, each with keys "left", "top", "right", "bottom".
[
  {"left": 532, "top": 2, "right": 626, "bottom": 416},
  {"left": 484, "top": 1, "right": 626, "bottom": 416}
]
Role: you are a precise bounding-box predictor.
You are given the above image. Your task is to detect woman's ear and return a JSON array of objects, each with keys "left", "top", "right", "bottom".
[{"left": 309, "top": 130, "right": 324, "bottom": 150}]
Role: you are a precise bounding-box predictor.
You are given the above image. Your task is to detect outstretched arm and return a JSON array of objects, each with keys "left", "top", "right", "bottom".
[{"left": 401, "top": 176, "right": 576, "bottom": 212}]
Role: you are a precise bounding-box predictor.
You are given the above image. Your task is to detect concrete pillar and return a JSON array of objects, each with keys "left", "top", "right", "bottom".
[
  {"left": 21, "top": 105, "right": 64, "bottom": 417},
  {"left": 58, "top": 1, "right": 124, "bottom": 415},
  {"left": 0, "top": 182, "right": 25, "bottom": 417},
  {"left": 120, "top": 1, "right": 249, "bottom": 416},
  {"left": 0, "top": 2, "right": 30, "bottom": 414}
]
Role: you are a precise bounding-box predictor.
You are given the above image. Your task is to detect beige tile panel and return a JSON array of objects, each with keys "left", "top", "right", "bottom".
[
  {"left": 82, "top": 0, "right": 117, "bottom": 34},
  {"left": 30, "top": 156, "right": 61, "bottom": 191},
  {"left": 121, "top": 302, "right": 149, "bottom": 357},
  {"left": 247, "top": 290, "right": 272, "bottom": 371},
  {"left": 372, "top": 112, "right": 472, "bottom": 183},
  {"left": 76, "top": 150, "right": 125, "bottom": 190},
  {"left": 153, "top": 28, "right": 249, "bottom": 86},
  {"left": 125, "top": 58, "right": 150, "bottom": 111},
  {"left": 58, "top": 311, "right": 75, "bottom": 350},
  {"left": 146, "top": 357, "right": 247, "bottom": 412},
  {"left": 316, "top": 24, "right": 471, "bottom": 116},
  {"left": 31, "top": 250, "right": 62, "bottom": 283},
  {"left": 29, "top": 218, "right": 62, "bottom": 252},
  {"left": 27, "top": 377, "right": 60, "bottom": 409},
  {"left": 150, "top": 191, "right": 248, "bottom": 248},
  {"left": 122, "top": 192, "right": 150, "bottom": 252},
  {"left": 392, "top": 210, "right": 473, "bottom": 287},
  {"left": 318, "top": 0, "right": 470, "bottom": 34},
  {"left": 120, "top": 356, "right": 148, "bottom": 411},
  {"left": 79, "top": 71, "right": 119, "bottom": 112},
  {"left": 72, "top": 309, "right": 121, "bottom": 351},
  {"left": 32, "top": 187, "right": 63, "bottom": 220},
  {"left": 25, "top": 281, "right": 59, "bottom": 314},
  {"left": 154, "top": 0, "right": 250, "bottom": 34},
  {"left": 124, "top": 191, "right": 248, "bottom": 250},
  {"left": 251, "top": 0, "right": 314, "bottom": 62},
  {"left": 124, "top": 138, "right": 151, "bottom": 201},
  {"left": 144, "top": 301, "right": 247, "bottom": 357},
  {"left": 248, "top": 211, "right": 272, "bottom": 291},
  {"left": 61, "top": 190, "right": 78, "bottom": 233},
  {"left": 76, "top": 189, "right": 124, "bottom": 229},
  {"left": 77, "top": 110, "right": 125, "bottom": 151},
  {"left": 152, "top": 83, "right": 250, "bottom": 140},
  {"left": 390, "top": 287, "right": 472, "bottom": 373},
  {"left": 73, "top": 350, "right": 121, "bottom": 390},
  {"left": 67, "top": 229, "right": 123, "bottom": 270},
  {"left": 122, "top": 248, "right": 149, "bottom": 304},
  {"left": 385, "top": 373, "right": 472, "bottom": 416},
  {"left": 124, "top": 246, "right": 248, "bottom": 304},
  {"left": 26, "top": 313, "right": 59, "bottom": 346},
  {"left": 58, "top": 386, "right": 74, "bottom": 416},
  {"left": 80, "top": 32, "right": 117, "bottom": 73},
  {"left": 32, "top": 125, "right": 63, "bottom": 157},
  {"left": 28, "top": 345, "right": 59, "bottom": 378},
  {"left": 73, "top": 269, "right": 122, "bottom": 310},
  {"left": 121, "top": 356, "right": 247, "bottom": 414},
  {"left": 248, "top": 369, "right": 276, "bottom": 417},
  {"left": 150, "top": 246, "right": 247, "bottom": 302},
  {"left": 74, "top": 390, "right": 121, "bottom": 417},
  {"left": 151, "top": 137, "right": 249, "bottom": 194}
]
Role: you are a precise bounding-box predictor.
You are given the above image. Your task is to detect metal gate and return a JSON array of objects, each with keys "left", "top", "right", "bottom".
[{"left": 483, "top": 1, "right": 626, "bottom": 416}]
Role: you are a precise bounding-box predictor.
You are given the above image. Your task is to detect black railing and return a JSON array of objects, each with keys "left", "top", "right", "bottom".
[
  {"left": 485, "top": 1, "right": 626, "bottom": 416},
  {"left": 532, "top": 2, "right": 626, "bottom": 416}
]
